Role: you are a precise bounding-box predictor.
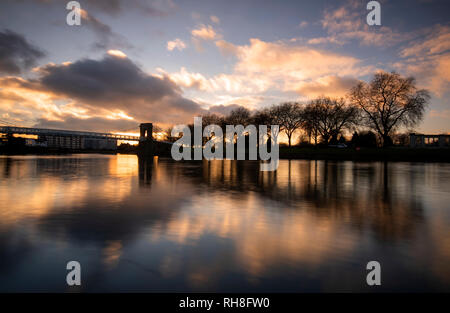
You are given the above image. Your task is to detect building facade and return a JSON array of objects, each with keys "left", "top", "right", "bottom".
[
  {"left": 409, "top": 133, "right": 450, "bottom": 148},
  {"left": 39, "top": 135, "right": 117, "bottom": 150}
]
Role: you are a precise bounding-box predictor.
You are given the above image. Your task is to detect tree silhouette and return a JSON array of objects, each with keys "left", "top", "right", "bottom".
[
  {"left": 270, "top": 102, "right": 304, "bottom": 147},
  {"left": 349, "top": 72, "right": 429, "bottom": 147},
  {"left": 303, "top": 97, "right": 358, "bottom": 144}
]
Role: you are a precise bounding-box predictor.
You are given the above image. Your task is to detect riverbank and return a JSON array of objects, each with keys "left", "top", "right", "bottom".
[
  {"left": 279, "top": 147, "right": 450, "bottom": 162},
  {"left": 2, "top": 145, "right": 449, "bottom": 162},
  {"left": 0, "top": 145, "right": 118, "bottom": 155}
]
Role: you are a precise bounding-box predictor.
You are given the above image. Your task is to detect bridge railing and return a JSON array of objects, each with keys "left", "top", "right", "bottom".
[{"left": 0, "top": 126, "right": 141, "bottom": 141}]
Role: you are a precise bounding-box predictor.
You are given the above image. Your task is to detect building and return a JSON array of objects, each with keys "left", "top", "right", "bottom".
[
  {"left": 0, "top": 126, "right": 140, "bottom": 151},
  {"left": 409, "top": 133, "right": 450, "bottom": 148},
  {"left": 39, "top": 135, "right": 117, "bottom": 150}
]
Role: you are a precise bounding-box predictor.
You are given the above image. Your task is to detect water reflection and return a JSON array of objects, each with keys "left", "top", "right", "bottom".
[{"left": 0, "top": 155, "right": 449, "bottom": 292}]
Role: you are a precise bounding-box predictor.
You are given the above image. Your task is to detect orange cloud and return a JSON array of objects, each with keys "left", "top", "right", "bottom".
[
  {"left": 395, "top": 25, "right": 450, "bottom": 96},
  {"left": 191, "top": 24, "right": 220, "bottom": 52},
  {"left": 161, "top": 38, "right": 371, "bottom": 107},
  {"left": 191, "top": 24, "right": 218, "bottom": 40},
  {"left": 107, "top": 49, "right": 127, "bottom": 58},
  {"left": 158, "top": 67, "right": 270, "bottom": 94},
  {"left": 234, "top": 38, "right": 364, "bottom": 78},
  {"left": 400, "top": 25, "right": 450, "bottom": 58},
  {"left": 215, "top": 40, "right": 240, "bottom": 56},
  {"left": 167, "top": 38, "right": 187, "bottom": 51},
  {"left": 294, "top": 75, "right": 360, "bottom": 98},
  {"left": 0, "top": 53, "right": 206, "bottom": 129}
]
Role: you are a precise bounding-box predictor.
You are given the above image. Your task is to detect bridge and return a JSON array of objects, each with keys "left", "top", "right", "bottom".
[
  {"left": 0, "top": 123, "right": 171, "bottom": 156},
  {"left": 0, "top": 126, "right": 141, "bottom": 141}
]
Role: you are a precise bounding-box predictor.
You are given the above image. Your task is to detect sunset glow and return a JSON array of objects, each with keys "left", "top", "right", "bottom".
[{"left": 0, "top": 0, "right": 448, "bottom": 135}]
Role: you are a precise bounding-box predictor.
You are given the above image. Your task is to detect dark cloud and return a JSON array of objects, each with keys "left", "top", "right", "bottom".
[
  {"left": 82, "top": 0, "right": 122, "bottom": 15},
  {"left": 21, "top": 1, "right": 133, "bottom": 50},
  {"left": 0, "top": 29, "right": 45, "bottom": 74},
  {"left": 83, "top": 0, "right": 175, "bottom": 17},
  {"left": 81, "top": 9, "right": 114, "bottom": 48},
  {"left": 33, "top": 0, "right": 174, "bottom": 17},
  {"left": 34, "top": 116, "right": 139, "bottom": 133},
  {"left": 208, "top": 104, "right": 248, "bottom": 116},
  {"left": 39, "top": 55, "right": 174, "bottom": 102},
  {"left": 79, "top": 9, "right": 131, "bottom": 50},
  {"left": 36, "top": 54, "right": 204, "bottom": 124}
]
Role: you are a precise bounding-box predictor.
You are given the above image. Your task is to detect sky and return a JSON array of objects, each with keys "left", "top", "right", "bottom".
[{"left": 0, "top": 0, "right": 449, "bottom": 135}]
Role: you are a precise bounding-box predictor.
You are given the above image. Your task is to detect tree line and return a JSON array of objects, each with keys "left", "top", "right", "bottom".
[{"left": 162, "top": 71, "right": 430, "bottom": 148}]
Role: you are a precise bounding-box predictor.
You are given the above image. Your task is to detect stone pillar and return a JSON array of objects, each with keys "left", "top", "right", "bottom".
[
  {"left": 140, "top": 123, "right": 153, "bottom": 140},
  {"left": 139, "top": 123, "right": 154, "bottom": 157},
  {"left": 439, "top": 135, "right": 445, "bottom": 148},
  {"left": 410, "top": 133, "right": 416, "bottom": 148}
]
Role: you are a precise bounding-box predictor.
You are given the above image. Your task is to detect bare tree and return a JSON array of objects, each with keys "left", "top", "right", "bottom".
[
  {"left": 251, "top": 107, "right": 274, "bottom": 127},
  {"left": 202, "top": 113, "right": 224, "bottom": 127},
  {"left": 152, "top": 124, "right": 163, "bottom": 140},
  {"left": 271, "top": 102, "right": 304, "bottom": 147},
  {"left": 303, "top": 97, "right": 358, "bottom": 144},
  {"left": 302, "top": 109, "right": 320, "bottom": 145},
  {"left": 226, "top": 107, "right": 252, "bottom": 126},
  {"left": 201, "top": 113, "right": 225, "bottom": 145},
  {"left": 164, "top": 126, "right": 178, "bottom": 142},
  {"left": 349, "top": 71, "right": 430, "bottom": 147}
]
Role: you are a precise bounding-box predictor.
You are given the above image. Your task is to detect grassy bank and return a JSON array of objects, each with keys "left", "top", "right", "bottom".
[{"left": 279, "top": 147, "right": 450, "bottom": 162}]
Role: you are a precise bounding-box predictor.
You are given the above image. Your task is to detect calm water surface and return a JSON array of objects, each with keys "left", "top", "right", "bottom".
[{"left": 0, "top": 154, "right": 449, "bottom": 292}]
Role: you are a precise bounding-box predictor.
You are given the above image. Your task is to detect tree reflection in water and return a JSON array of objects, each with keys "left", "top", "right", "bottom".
[{"left": 0, "top": 155, "right": 448, "bottom": 292}]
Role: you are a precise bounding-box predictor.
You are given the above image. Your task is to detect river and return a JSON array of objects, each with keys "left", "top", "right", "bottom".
[{"left": 0, "top": 154, "right": 449, "bottom": 292}]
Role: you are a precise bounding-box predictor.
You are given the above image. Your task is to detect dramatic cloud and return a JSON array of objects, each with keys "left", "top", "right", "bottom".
[
  {"left": 79, "top": 9, "right": 112, "bottom": 38},
  {"left": 83, "top": 0, "right": 176, "bottom": 17},
  {"left": 158, "top": 66, "right": 269, "bottom": 94},
  {"left": 167, "top": 38, "right": 186, "bottom": 51},
  {"left": 208, "top": 104, "right": 250, "bottom": 116},
  {"left": 0, "top": 30, "right": 44, "bottom": 75},
  {"left": 395, "top": 55, "right": 450, "bottom": 97},
  {"left": 79, "top": 9, "right": 130, "bottom": 50},
  {"left": 400, "top": 25, "right": 450, "bottom": 58},
  {"left": 0, "top": 54, "right": 205, "bottom": 129},
  {"left": 228, "top": 38, "right": 369, "bottom": 95},
  {"left": 34, "top": 116, "right": 139, "bottom": 133},
  {"left": 234, "top": 39, "right": 363, "bottom": 77},
  {"left": 34, "top": 54, "right": 203, "bottom": 124},
  {"left": 1, "top": 0, "right": 447, "bottom": 134},
  {"left": 210, "top": 95, "right": 269, "bottom": 110},
  {"left": 0, "top": 76, "right": 60, "bottom": 125},
  {"left": 161, "top": 37, "right": 370, "bottom": 107},
  {"left": 294, "top": 75, "right": 360, "bottom": 98},
  {"left": 314, "top": 1, "right": 409, "bottom": 47},
  {"left": 33, "top": 0, "right": 175, "bottom": 17},
  {"left": 395, "top": 25, "right": 450, "bottom": 96}
]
